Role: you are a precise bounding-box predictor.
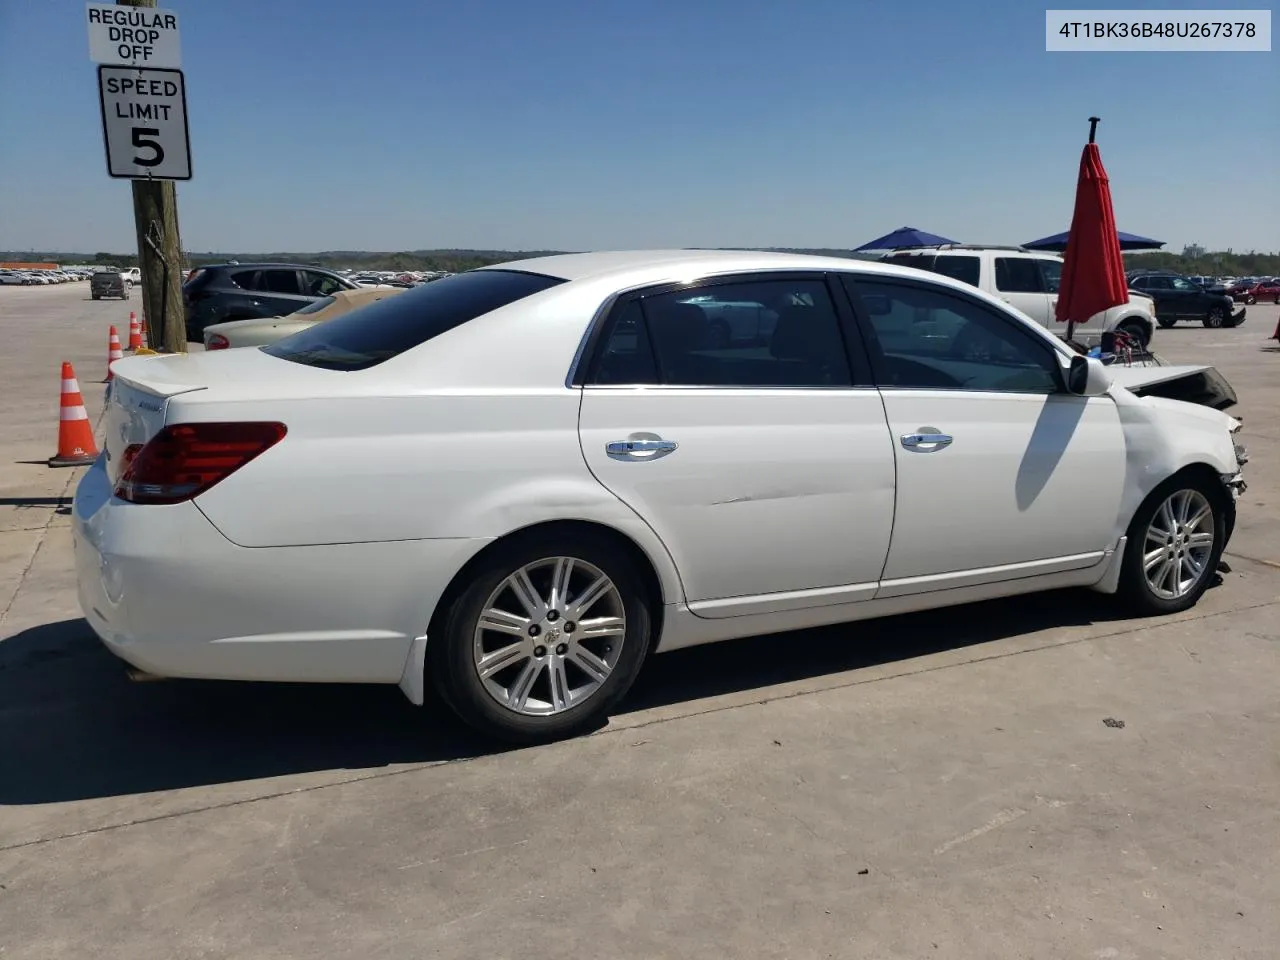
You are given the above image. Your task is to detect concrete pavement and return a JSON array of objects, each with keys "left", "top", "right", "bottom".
[{"left": 2, "top": 284, "right": 1277, "bottom": 959}]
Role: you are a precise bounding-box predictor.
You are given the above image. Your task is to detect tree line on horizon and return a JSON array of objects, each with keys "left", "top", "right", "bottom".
[{"left": 4, "top": 247, "right": 1279, "bottom": 277}]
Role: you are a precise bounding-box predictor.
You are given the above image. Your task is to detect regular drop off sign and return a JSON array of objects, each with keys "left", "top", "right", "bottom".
[
  {"left": 98, "top": 66, "right": 191, "bottom": 180},
  {"left": 88, "top": 3, "right": 181, "bottom": 68}
]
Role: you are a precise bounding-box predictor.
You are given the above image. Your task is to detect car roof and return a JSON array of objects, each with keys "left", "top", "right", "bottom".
[
  {"left": 481, "top": 248, "right": 970, "bottom": 288},
  {"left": 206, "top": 262, "right": 337, "bottom": 271}
]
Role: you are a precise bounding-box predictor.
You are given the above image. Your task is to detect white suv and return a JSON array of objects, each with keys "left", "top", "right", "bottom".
[{"left": 882, "top": 245, "right": 1157, "bottom": 347}]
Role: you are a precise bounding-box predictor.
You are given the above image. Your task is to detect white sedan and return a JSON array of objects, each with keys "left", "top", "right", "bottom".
[{"left": 74, "top": 250, "right": 1247, "bottom": 743}]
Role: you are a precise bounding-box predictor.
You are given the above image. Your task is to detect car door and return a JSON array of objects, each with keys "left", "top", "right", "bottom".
[
  {"left": 992, "top": 256, "right": 1053, "bottom": 328},
  {"left": 838, "top": 273, "right": 1126, "bottom": 597},
  {"left": 576, "top": 273, "right": 897, "bottom": 618}
]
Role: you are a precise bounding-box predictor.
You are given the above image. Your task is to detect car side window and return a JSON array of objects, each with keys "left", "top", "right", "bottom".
[
  {"left": 259, "top": 269, "right": 302, "bottom": 295},
  {"left": 230, "top": 270, "right": 261, "bottom": 290},
  {"left": 1169, "top": 277, "right": 1197, "bottom": 292},
  {"left": 593, "top": 301, "right": 660, "bottom": 385},
  {"left": 303, "top": 271, "right": 346, "bottom": 297},
  {"left": 846, "top": 278, "right": 1061, "bottom": 394},
  {"left": 929, "top": 255, "right": 980, "bottom": 287},
  {"left": 994, "top": 258, "right": 1044, "bottom": 294},
  {"left": 639, "top": 279, "right": 852, "bottom": 387},
  {"left": 1144, "top": 276, "right": 1172, "bottom": 291},
  {"left": 1036, "top": 259, "right": 1063, "bottom": 294}
]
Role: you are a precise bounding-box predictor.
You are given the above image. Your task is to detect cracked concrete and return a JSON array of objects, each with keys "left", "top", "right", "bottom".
[{"left": 1, "top": 286, "right": 1278, "bottom": 959}]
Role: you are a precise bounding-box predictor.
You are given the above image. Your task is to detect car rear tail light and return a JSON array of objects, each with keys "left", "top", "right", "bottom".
[
  {"left": 207, "top": 334, "right": 230, "bottom": 350},
  {"left": 114, "top": 422, "right": 287, "bottom": 504}
]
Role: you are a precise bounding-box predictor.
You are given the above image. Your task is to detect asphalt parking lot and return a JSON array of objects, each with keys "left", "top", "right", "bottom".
[{"left": 1, "top": 283, "right": 1278, "bottom": 959}]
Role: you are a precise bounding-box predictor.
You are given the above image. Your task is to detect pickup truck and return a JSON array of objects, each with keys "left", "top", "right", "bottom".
[{"left": 882, "top": 244, "right": 1158, "bottom": 347}]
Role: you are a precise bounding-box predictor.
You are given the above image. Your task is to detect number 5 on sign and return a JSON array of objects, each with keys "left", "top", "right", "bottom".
[{"left": 97, "top": 65, "right": 191, "bottom": 180}]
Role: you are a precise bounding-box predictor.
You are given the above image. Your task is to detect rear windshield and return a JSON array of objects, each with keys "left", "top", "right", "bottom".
[
  {"left": 294, "top": 295, "right": 337, "bottom": 315},
  {"left": 263, "top": 269, "right": 566, "bottom": 370}
]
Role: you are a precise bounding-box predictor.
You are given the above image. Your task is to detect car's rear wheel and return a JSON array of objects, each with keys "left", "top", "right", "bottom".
[
  {"left": 1244, "top": 295, "right": 1256, "bottom": 305},
  {"left": 1203, "top": 307, "right": 1226, "bottom": 328},
  {"left": 1118, "top": 476, "right": 1224, "bottom": 616},
  {"left": 428, "top": 533, "right": 652, "bottom": 743}
]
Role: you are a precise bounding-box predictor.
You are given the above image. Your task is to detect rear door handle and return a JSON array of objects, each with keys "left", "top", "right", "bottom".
[
  {"left": 900, "top": 432, "right": 953, "bottom": 451},
  {"left": 606, "top": 439, "right": 678, "bottom": 461}
]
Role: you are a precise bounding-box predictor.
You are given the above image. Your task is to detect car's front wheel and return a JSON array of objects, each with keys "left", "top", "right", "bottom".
[
  {"left": 1244, "top": 295, "right": 1256, "bottom": 305},
  {"left": 1204, "top": 307, "right": 1226, "bottom": 328},
  {"left": 428, "top": 532, "right": 652, "bottom": 743},
  {"left": 1119, "top": 476, "right": 1225, "bottom": 616},
  {"left": 1116, "top": 320, "right": 1150, "bottom": 348}
]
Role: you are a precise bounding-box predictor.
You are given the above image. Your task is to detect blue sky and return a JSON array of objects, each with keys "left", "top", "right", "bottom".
[{"left": 1, "top": 0, "right": 1276, "bottom": 253}]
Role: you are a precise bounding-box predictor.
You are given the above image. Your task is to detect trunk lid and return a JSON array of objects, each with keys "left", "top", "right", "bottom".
[
  {"left": 104, "top": 372, "right": 203, "bottom": 483},
  {"left": 103, "top": 348, "right": 323, "bottom": 482}
]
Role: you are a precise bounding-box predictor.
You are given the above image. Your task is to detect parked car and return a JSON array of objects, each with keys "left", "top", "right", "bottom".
[
  {"left": 204, "top": 286, "right": 408, "bottom": 350},
  {"left": 1240, "top": 279, "right": 1280, "bottom": 305},
  {"left": 1128, "top": 274, "right": 1245, "bottom": 328},
  {"left": 75, "top": 251, "right": 1247, "bottom": 744},
  {"left": 0, "top": 271, "right": 34, "bottom": 285},
  {"left": 183, "top": 262, "right": 360, "bottom": 341},
  {"left": 882, "top": 245, "right": 1157, "bottom": 346},
  {"left": 90, "top": 269, "right": 131, "bottom": 300}
]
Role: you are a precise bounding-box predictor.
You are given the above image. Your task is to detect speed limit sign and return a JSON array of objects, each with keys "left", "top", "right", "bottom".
[{"left": 97, "top": 65, "right": 191, "bottom": 180}]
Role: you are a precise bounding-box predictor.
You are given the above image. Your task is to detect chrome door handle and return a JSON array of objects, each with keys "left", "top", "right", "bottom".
[
  {"left": 900, "top": 433, "right": 953, "bottom": 451},
  {"left": 606, "top": 439, "right": 678, "bottom": 461}
]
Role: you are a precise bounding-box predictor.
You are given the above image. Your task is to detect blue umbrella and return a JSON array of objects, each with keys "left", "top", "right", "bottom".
[
  {"left": 854, "top": 226, "right": 957, "bottom": 252},
  {"left": 1023, "top": 230, "right": 1164, "bottom": 252}
]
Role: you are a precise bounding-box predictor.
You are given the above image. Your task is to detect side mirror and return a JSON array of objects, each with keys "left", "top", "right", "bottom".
[{"left": 1066, "top": 354, "right": 1112, "bottom": 397}]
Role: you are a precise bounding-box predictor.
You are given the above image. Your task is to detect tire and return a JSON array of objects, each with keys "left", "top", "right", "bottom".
[
  {"left": 91, "top": 294, "right": 100, "bottom": 300},
  {"left": 1116, "top": 320, "right": 1150, "bottom": 348},
  {"left": 1118, "top": 474, "right": 1225, "bottom": 616},
  {"left": 1203, "top": 307, "right": 1226, "bottom": 328},
  {"left": 1157, "top": 317, "right": 1177, "bottom": 329},
  {"left": 1244, "top": 295, "right": 1256, "bottom": 305},
  {"left": 428, "top": 531, "right": 653, "bottom": 744}
]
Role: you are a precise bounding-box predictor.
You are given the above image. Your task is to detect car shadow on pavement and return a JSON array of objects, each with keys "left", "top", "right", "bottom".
[{"left": 0, "top": 589, "right": 1131, "bottom": 805}]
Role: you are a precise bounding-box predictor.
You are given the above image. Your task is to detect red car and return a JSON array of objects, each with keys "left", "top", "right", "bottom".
[{"left": 1243, "top": 279, "right": 1280, "bottom": 305}]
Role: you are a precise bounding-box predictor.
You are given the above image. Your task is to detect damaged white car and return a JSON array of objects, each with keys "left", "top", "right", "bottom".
[{"left": 73, "top": 251, "right": 1247, "bottom": 744}]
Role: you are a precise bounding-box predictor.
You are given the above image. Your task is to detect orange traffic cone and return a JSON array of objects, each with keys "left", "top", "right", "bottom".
[
  {"left": 1271, "top": 316, "right": 1279, "bottom": 341},
  {"left": 128, "top": 312, "right": 142, "bottom": 350},
  {"left": 105, "top": 326, "right": 124, "bottom": 381},
  {"left": 48, "top": 362, "right": 99, "bottom": 467}
]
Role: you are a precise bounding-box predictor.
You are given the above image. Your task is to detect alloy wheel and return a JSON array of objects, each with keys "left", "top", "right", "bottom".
[
  {"left": 472, "top": 557, "right": 626, "bottom": 716},
  {"left": 1142, "top": 489, "right": 1214, "bottom": 600}
]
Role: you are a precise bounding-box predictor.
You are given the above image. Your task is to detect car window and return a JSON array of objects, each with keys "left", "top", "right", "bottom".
[
  {"left": 1143, "top": 276, "right": 1173, "bottom": 290},
  {"left": 994, "top": 257, "right": 1044, "bottom": 293},
  {"left": 846, "top": 277, "right": 1060, "bottom": 394},
  {"left": 926, "top": 255, "right": 980, "bottom": 287},
  {"left": 258, "top": 269, "right": 302, "bottom": 295},
  {"left": 1035, "top": 259, "right": 1063, "bottom": 294},
  {"left": 597, "top": 278, "right": 853, "bottom": 388},
  {"left": 302, "top": 271, "right": 347, "bottom": 297},
  {"left": 265, "top": 269, "right": 565, "bottom": 371},
  {"left": 592, "top": 301, "right": 660, "bottom": 385},
  {"left": 1169, "top": 277, "right": 1198, "bottom": 292},
  {"left": 230, "top": 270, "right": 260, "bottom": 290}
]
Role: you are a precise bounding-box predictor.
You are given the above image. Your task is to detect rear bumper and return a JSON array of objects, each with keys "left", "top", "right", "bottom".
[{"left": 73, "top": 456, "right": 488, "bottom": 685}]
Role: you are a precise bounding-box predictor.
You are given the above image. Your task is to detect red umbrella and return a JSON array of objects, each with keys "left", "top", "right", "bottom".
[{"left": 1055, "top": 118, "right": 1129, "bottom": 343}]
